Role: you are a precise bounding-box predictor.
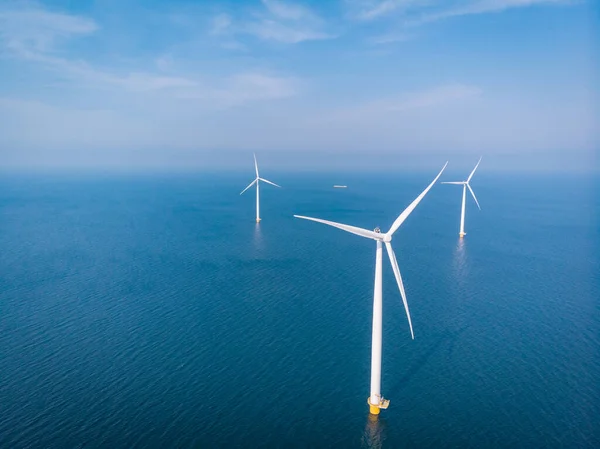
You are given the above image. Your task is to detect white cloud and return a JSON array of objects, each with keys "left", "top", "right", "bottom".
[
  {"left": 0, "top": 4, "right": 299, "bottom": 106},
  {"left": 347, "top": 0, "right": 418, "bottom": 21},
  {"left": 244, "top": 19, "right": 333, "bottom": 43},
  {"left": 388, "top": 84, "right": 483, "bottom": 110},
  {"left": 406, "top": 0, "right": 571, "bottom": 26},
  {"left": 0, "top": 6, "right": 97, "bottom": 55},
  {"left": 368, "top": 32, "right": 413, "bottom": 44},
  {"left": 348, "top": 0, "right": 573, "bottom": 46},
  {"left": 320, "top": 83, "right": 483, "bottom": 122},
  {"left": 210, "top": 14, "right": 232, "bottom": 35},
  {"left": 355, "top": 0, "right": 411, "bottom": 21},
  {"left": 210, "top": 0, "right": 335, "bottom": 44},
  {"left": 261, "top": 0, "right": 317, "bottom": 21},
  {"left": 3, "top": 44, "right": 200, "bottom": 93},
  {"left": 229, "top": 72, "right": 298, "bottom": 99},
  {"left": 349, "top": 0, "right": 571, "bottom": 23},
  {"left": 177, "top": 72, "right": 299, "bottom": 107}
]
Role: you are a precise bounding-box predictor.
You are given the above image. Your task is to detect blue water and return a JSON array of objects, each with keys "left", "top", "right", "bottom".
[{"left": 0, "top": 171, "right": 598, "bottom": 448}]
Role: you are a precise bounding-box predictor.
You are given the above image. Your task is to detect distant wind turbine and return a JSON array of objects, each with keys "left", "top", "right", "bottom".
[
  {"left": 240, "top": 153, "right": 281, "bottom": 223},
  {"left": 441, "top": 157, "right": 482, "bottom": 238},
  {"left": 294, "top": 162, "right": 448, "bottom": 415}
]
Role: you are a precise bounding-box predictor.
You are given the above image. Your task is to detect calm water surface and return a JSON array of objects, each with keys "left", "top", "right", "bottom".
[{"left": 0, "top": 171, "right": 598, "bottom": 448}]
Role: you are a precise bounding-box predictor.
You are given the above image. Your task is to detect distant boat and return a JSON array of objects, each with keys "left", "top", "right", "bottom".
[{"left": 333, "top": 185, "right": 347, "bottom": 188}]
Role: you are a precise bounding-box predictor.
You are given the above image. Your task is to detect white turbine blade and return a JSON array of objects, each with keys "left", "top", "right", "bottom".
[
  {"left": 385, "top": 242, "right": 414, "bottom": 339},
  {"left": 386, "top": 162, "right": 448, "bottom": 236},
  {"left": 467, "top": 184, "right": 481, "bottom": 210},
  {"left": 253, "top": 153, "right": 259, "bottom": 178},
  {"left": 259, "top": 178, "right": 281, "bottom": 188},
  {"left": 240, "top": 179, "right": 257, "bottom": 195},
  {"left": 293, "top": 215, "right": 379, "bottom": 240},
  {"left": 440, "top": 181, "right": 465, "bottom": 185},
  {"left": 467, "top": 156, "right": 482, "bottom": 182}
]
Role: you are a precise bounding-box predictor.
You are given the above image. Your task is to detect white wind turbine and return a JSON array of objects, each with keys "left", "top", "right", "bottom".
[
  {"left": 441, "top": 157, "right": 482, "bottom": 238},
  {"left": 240, "top": 153, "right": 280, "bottom": 223},
  {"left": 294, "top": 162, "right": 448, "bottom": 415}
]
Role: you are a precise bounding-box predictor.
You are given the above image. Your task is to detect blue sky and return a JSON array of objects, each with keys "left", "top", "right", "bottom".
[{"left": 0, "top": 0, "right": 597, "bottom": 171}]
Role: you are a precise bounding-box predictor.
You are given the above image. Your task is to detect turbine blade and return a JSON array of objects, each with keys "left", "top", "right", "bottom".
[
  {"left": 385, "top": 242, "right": 414, "bottom": 339},
  {"left": 386, "top": 162, "right": 448, "bottom": 236},
  {"left": 467, "top": 156, "right": 482, "bottom": 182},
  {"left": 259, "top": 178, "right": 281, "bottom": 188},
  {"left": 254, "top": 153, "right": 259, "bottom": 178},
  {"left": 293, "top": 215, "right": 379, "bottom": 240},
  {"left": 240, "top": 179, "right": 257, "bottom": 195},
  {"left": 440, "top": 181, "right": 465, "bottom": 185},
  {"left": 467, "top": 184, "right": 481, "bottom": 210}
]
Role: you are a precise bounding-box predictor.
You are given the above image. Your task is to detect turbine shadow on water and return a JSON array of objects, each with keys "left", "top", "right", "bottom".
[{"left": 387, "top": 326, "right": 470, "bottom": 396}]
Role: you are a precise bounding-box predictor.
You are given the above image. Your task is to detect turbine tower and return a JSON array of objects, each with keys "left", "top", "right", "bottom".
[
  {"left": 240, "top": 153, "right": 280, "bottom": 222},
  {"left": 294, "top": 162, "right": 448, "bottom": 415},
  {"left": 441, "top": 157, "right": 482, "bottom": 238}
]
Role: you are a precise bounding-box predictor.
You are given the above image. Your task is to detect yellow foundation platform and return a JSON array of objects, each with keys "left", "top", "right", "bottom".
[{"left": 368, "top": 397, "right": 390, "bottom": 415}]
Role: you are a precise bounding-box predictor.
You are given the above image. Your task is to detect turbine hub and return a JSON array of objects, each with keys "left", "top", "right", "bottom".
[{"left": 374, "top": 227, "right": 390, "bottom": 242}]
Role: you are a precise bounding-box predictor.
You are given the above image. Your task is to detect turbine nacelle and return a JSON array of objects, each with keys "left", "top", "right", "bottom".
[{"left": 373, "top": 227, "right": 391, "bottom": 242}]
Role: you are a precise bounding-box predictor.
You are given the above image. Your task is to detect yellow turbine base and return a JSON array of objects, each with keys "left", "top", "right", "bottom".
[
  {"left": 459, "top": 233, "right": 466, "bottom": 238},
  {"left": 369, "top": 404, "right": 381, "bottom": 415},
  {"left": 368, "top": 397, "right": 388, "bottom": 415},
  {"left": 256, "top": 218, "right": 261, "bottom": 223}
]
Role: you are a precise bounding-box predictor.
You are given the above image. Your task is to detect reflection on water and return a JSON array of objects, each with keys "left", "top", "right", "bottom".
[
  {"left": 252, "top": 222, "right": 263, "bottom": 251},
  {"left": 361, "top": 414, "right": 386, "bottom": 449},
  {"left": 453, "top": 237, "right": 468, "bottom": 276}
]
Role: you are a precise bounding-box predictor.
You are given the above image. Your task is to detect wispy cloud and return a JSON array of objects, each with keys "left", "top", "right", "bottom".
[
  {"left": 210, "top": 14, "right": 233, "bottom": 35},
  {"left": 261, "top": 0, "right": 317, "bottom": 21},
  {"left": 368, "top": 32, "right": 413, "bottom": 44},
  {"left": 0, "top": 5, "right": 97, "bottom": 54},
  {"left": 177, "top": 72, "right": 299, "bottom": 107},
  {"left": 351, "top": 0, "right": 415, "bottom": 21},
  {"left": 211, "top": 0, "right": 336, "bottom": 44},
  {"left": 347, "top": 0, "right": 419, "bottom": 21},
  {"left": 320, "top": 83, "right": 482, "bottom": 122},
  {"left": 350, "top": 0, "right": 571, "bottom": 23},
  {"left": 0, "top": 4, "right": 195, "bottom": 92},
  {"left": 244, "top": 19, "right": 332, "bottom": 43},
  {"left": 0, "top": 3, "right": 299, "bottom": 105},
  {"left": 406, "top": 0, "right": 572, "bottom": 26},
  {"left": 387, "top": 84, "right": 482, "bottom": 110},
  {"left": 348, "top": 0, "right": 573, "bottom": 45}
]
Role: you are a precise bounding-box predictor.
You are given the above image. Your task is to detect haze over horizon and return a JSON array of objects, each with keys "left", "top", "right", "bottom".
[{"left": 0, "top": 0, "right": 598, "bottom": 172}]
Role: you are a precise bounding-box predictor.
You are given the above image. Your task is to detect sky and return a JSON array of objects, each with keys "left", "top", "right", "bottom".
[{"left": 0, "top": 0, "right": 597, "bottom": 171}]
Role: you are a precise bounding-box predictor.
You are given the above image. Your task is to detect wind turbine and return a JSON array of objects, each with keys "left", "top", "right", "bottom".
[
  {"left": 294, "top": 162, "right": 448, "bottom": 415},
  {"left": 240, "top": 153, "right": 280, "bottom": 223},
  {"left": 441, "top": 157, "right": 482, "bottom": 238}
]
